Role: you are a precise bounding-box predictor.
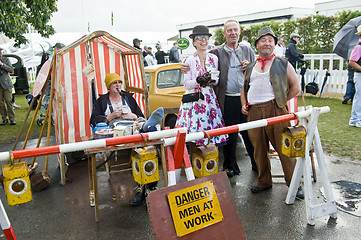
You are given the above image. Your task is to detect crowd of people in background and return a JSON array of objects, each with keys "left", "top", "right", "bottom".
[{"left": 133, "top": 38, "right": 180, "bottom": 66}]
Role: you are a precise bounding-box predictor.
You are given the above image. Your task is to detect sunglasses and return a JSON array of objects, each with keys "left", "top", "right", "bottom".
[{"left": 195, "top": 35, "right": 210, "bottom": 41}]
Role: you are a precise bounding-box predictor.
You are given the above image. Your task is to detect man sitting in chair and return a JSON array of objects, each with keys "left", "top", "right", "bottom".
[{"left": 90, "top": 73, "right": 164, "bottom": 206}]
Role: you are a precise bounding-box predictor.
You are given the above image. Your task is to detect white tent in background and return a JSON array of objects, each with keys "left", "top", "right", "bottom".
[{"left": 0, "top": 32, "right": 12, "bottom": 45}]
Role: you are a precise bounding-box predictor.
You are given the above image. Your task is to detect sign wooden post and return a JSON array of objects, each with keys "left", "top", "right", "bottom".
[{"left": 147, "top": 172, "right": 246, "bottom": 240}]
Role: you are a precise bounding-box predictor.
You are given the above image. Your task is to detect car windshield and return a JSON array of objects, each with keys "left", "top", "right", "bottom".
[{"left": 157, "top": 69, "right": 184, "bottom": 89}]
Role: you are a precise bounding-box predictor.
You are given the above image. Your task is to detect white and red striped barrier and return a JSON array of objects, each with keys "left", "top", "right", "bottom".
[
  {"left": 166, "top": 145, "right": 176, "bottom": 186},
  {"left": 0, "top": 107, "right": 329, "bottom": 164},
  {"left": 0, "top": 128, "right": 187, "bottom": 162},
  {"left": 164, "top": 106, "right": 330, "bottom": 147},
  {"left": 287, "top": 96, "right": 298, "bottom": 126},
  {"left": 165, "top": 128, "right": 195, "bottom": 186},
  {"left": 0, "top": 199, "right": 16, "bottom": 240}
]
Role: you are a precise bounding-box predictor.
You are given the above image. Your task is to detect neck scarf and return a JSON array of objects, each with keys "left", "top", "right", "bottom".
[{"left": 257, "top": 53, "right": 275, "bottom": 70}]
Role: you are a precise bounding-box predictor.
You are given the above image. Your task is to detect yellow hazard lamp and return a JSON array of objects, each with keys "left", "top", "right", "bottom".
[
  {"left": 131, "top": 146, "right": 159, "bottom": 185},
  {"left": 2, "top": 158, "right": 32, "bottom": 206},
  {"left": 192, "top": 133, "right": 219, "bottom": 178},
  {"left": 282, "top": 124, "right": 306, "bottom": 158}
]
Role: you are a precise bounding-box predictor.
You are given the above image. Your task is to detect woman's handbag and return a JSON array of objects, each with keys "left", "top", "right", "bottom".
[{"left": 182, "top": 91, "right": 204, "bottom": 103}]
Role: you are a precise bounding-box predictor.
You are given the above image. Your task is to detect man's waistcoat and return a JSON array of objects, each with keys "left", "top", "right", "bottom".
[{"left": 244, "top": 57, "right": 289, "bottom": 108}]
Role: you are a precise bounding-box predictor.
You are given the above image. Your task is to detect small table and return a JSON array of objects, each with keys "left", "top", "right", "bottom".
[{"left": 84, "top": 140, "right": 167, "bottom": 222}]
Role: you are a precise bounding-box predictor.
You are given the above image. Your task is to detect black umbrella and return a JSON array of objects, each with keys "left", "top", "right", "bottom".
[
  {"left": 319, "top": 69, "right": 331, "bottom": 97},
  {"left": 300, "top": 62, "right": 308, "bottom": 92},
  {"left": 333, "top": 16, "right": 361, "bottom": 60}
]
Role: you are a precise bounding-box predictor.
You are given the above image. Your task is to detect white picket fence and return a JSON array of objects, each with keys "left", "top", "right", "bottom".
[{"left": 302, "top": 54, "right": 347, "bottom": 95}]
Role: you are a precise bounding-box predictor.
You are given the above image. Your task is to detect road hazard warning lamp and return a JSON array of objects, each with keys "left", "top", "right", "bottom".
[
  {"left": 192, "top": 142, "right": 219, "bottom": 178},
  {"left": 131, "top": 146, "right": 159, "bottom": 185},
  {"left": 2, "top": 158, "right": 32, "bottom": 206},
  {"left": 282, "top": 125, "right": 306, "bottom": 158}
]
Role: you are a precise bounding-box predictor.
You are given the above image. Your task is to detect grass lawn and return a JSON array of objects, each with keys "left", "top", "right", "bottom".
[
  {"left": 301, "top": 96, "right": 360, "bottom": 160},
  {"left": 1, "top": 93, "right": 360, "bottom": 161},
  {"left": 0, "top": 93, "right": 47, "bottom": 148}
]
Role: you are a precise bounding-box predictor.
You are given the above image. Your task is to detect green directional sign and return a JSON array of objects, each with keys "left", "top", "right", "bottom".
[{"left": 177, "top": 38, "right": 190, "bottom": 50}]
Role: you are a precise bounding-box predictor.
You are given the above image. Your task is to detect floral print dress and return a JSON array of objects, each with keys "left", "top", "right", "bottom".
[{"left": 176, "top": 52, "right": 228, "bottom": 146}]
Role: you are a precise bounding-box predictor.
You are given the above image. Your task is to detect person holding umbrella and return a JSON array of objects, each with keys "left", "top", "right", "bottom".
[
  {"left": 348, "top": 25, "right": 361, "bottom": 128},
  {"left": 333, "top": 16, "right": 361, "bottom": 104}
]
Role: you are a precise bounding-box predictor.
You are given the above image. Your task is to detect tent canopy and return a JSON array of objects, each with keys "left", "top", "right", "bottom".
[
  {"left": 52, "top": 30, "right": 148, "bottom": 144},
  {"left": 167, "top": 34, "right": 179, "bottom": 42}
]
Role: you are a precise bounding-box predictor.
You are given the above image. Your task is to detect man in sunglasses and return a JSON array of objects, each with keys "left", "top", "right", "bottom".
[{"left": 181, "top": 20, "right": 257, "bottom": 177}]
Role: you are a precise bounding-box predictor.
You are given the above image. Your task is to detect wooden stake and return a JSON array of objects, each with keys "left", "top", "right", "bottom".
[{"left": 30, "top": 60, "right": 56, "bottom": 192}]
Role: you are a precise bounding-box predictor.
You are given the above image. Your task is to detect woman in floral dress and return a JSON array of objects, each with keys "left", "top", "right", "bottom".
[{"left": 176, "top": 25, "right": 228, "bottom": 146}]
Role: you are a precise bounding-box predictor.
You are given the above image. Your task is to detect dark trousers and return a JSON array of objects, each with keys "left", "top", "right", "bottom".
[
  {"left": 222, "top": 95, "right": 255, "bottom": 174},
  {"left": 344, "top": 69, "right": 355, "bottom": 101}
]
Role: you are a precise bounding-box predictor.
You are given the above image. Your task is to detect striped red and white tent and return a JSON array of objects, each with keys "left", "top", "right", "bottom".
[{"left": 52, "top": 31, "right": 148, "bottom": 145}]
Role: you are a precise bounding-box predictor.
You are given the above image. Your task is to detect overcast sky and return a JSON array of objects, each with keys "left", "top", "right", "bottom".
[
  {"left": 41, "top": 0, "right": 328, "bottom": 48},
  {"left": 50, "top": 0, "right": 327, "bottom": 33}
]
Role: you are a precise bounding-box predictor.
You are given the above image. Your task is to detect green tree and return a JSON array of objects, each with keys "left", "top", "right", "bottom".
[
  {"left": 282, "top": 20, "right": 298, "bottom": 43},
  {"left": 297, "top": 16, "right": 315, "bottom": 54},
  {"left": 0, "top": 0, "right": 58, "bottom": 46},
  {"left": 312, "top": 15, "right": 337, "bottom": 53},
  {"left": 210, "top": 10, "right": 361, "bottom": 55},
  {"left": 241, "top": 28, "right": 252, "bottom": 47},
  {"left": 212, "top": 28, "right": 226, "bottom": 45},
  {"left": 336, "top": 10, "right": 361, "bottom": 30}
]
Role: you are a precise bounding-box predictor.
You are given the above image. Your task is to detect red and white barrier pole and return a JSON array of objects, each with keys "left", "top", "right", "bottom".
[
  {"left": 182, "top": 144, "right": 195, "bottom": 181},
  {"left": 287, "top": 96, "right": 298, "bottom": 126},
  {"left": 0, "top": 199, "right": 16, "bottom": 240},
  {"left": 166, "top": 146, "right": 176, "bottom": 186},
  {"left": 163, "top": 106, "right": 330, "bottom": 146},
  {"left": 0, "top": 128, "right": 187, "bottom": 162},
  {"left": 166, "top": 129, "right": 195, "bottom": 186},
  {"left": 0, "top": 107, "right": 329, "bottom": 162}
]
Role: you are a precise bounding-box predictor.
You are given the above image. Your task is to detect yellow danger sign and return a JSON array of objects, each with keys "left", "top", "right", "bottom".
[{"left": 167, "top": 181, "right": 223, "bottom": 237}]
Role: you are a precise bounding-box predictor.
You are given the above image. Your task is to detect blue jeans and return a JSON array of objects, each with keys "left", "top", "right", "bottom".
[
  {"left": 349, "top": 72, "right": 361, "bottom": 124},
  {"left": 344, "top": 69, "right": 355, "bottom": 101}
]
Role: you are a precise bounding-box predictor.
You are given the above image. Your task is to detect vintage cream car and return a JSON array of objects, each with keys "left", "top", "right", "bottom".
[{"left": 144, "top": 63, "right": 185, "bottom": 128}]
